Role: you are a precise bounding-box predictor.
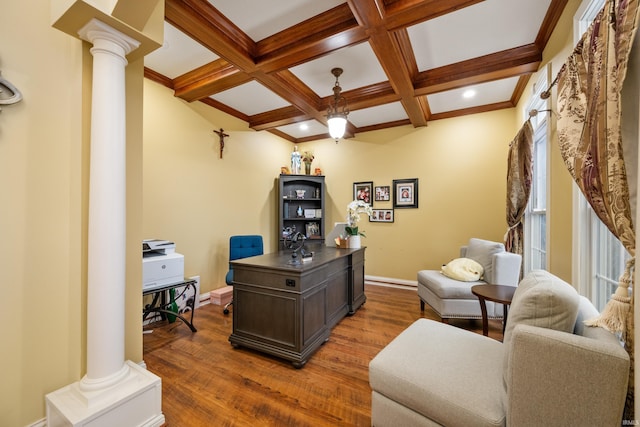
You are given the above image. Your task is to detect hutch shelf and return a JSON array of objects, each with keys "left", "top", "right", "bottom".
[{"left": 278, "top": 174, "right": 325, "bottom": 245}]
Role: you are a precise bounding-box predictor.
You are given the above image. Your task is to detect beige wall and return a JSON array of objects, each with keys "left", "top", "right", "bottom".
[
  {"left": 1, "top": 1, "right": 151, "bottom": 425},
  {"left": 1, "top": 3, "right": 84, "bottom": 425},
  {"left": 310, "top": 110, "right": 518, "bottom": 280},
  {"left": 144, "top": 81, "right": 518, "bottom": 290},
  {"left": 143, "top": 80, "right": 293, "bottom": 289}
]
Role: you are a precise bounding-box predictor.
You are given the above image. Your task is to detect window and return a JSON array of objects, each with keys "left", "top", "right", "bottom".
[{"left": 523, "top": 69, "right": 549, "bottom": 273}]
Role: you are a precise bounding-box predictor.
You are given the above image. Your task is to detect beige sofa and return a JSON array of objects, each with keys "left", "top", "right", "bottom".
[{"left": 370, "top": 270, "right": 630, "bottom": 426}]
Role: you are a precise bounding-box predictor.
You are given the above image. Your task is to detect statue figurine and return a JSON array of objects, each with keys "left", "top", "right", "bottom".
[{"left": 291, "top": 145, "right": 302, "bottom": 175}]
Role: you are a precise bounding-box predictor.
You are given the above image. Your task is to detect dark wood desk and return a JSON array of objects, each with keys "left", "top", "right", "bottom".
[
  {"left": 471, "top": 284, "right": 516, "bottom": 337},
  {"left": 229, "top": 246, "right": 365, "bottom": 367}
]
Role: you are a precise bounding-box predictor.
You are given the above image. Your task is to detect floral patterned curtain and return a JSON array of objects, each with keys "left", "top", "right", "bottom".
[
  {"left": 505, "top": 120, "right": 533, "bottom": 258},
  {"left": 555, "top": 0, "right": 639, "bottom": 418}
]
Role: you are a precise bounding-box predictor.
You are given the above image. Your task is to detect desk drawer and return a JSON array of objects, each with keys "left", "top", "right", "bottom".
[{"left": 234, "top": 265, "right": 327, "bottom": 292}]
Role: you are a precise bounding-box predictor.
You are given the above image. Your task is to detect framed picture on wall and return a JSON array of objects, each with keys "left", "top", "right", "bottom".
[
  {"left": 370, "top": 209, "right": 394, "bottom": 223},
  {"left": 375, "top": 185, "right": 390, "bottom": 201},
  {"left": 353, "top": 181, "right": 373, "bottom": 204},
  {"left": 393, "top": 178, "right": 418, "bottom": 208}
]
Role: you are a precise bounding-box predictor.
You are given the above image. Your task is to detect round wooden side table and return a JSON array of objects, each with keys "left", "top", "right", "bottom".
[{"left": 471, "top": 284, "right": 516, "bottom": 337}]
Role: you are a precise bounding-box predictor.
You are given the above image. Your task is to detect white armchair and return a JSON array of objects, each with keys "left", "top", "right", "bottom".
[{"left": 417, "top": 238, "right": 522, "bottom": 322}]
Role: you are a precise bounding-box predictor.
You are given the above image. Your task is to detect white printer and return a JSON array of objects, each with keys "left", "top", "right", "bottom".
[{"left": 142, "top": 239, "right": 184, "bottom": 291}]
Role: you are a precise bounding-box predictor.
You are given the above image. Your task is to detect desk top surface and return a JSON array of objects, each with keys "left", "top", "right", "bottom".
[
  {"left": 230, "top": 246, "right": 364, "bottom": 272},
  {"left": 142, "top": 278, "right": 196, "bottom": 295}
]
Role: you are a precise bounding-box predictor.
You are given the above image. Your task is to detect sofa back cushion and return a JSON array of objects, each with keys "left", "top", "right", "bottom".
[
  {"left": 503, "top": 270, "right": 580, "bottom": 382},
  {"left": 504, "top": 270, "right": 580, "bottom": 347},
  {"left": 464, "top": 238, "right": 505, "bottom": 283}
]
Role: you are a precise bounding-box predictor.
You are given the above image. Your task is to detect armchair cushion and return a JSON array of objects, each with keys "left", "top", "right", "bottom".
[
  {"left": 370, "top": 319, "right": 505, "bottom": 427},
  {"left": 465, "top": 238, "right": 505, "bottom": 283},
  {"left": 441, "top": 258, "right": 484, "bottom": 282},
  {"left": 503, "top": 270, "right": 580, "bottom": 385},
  {"left": 503, "top": 270, "right": 580, "bottom": 347}
]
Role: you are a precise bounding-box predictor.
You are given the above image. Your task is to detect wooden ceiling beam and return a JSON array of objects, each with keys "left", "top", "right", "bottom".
[
  {"left": 166, "top": 0, "right": 257, "bottom": 72},
  {"left": 250, "top": 107, "right": 310, "bottom": 131},
  {"left": 173, "top": 59, "right": 252, "bottom": 102},
  {"left": 257, "top": 5, "right": 355, "bottom": 54},
  {"left": 322, "top": 81, "right": 399, "bottom": 111},
  {"left": 535, "top": 0, "right": 570, "bottom": 47},
  {"left": 144, "top": 67, "right": 173, "bottom": 89},
  {"left": 414, "top": 44, "right": 542, "bottom": 96},
  {"left": 162, "top": 0, "right": 567, "bottom": 141},
  {"left": 257, "top": 27, "right": 370, "bottom": 74},
  {"left": 348, "top": 0, "right": 427, "bottom": 127},
  {"left": 429, "top": 100, "right": 515, "bottom": 121},
  {"left": 167, "top": 0, "right": 356, "bottom": 126},
  {"left": 382, "top": 0, "right": 485, "bottom": 31},
  {"left": 249, "top": 81, "right": 399, "bottom": 132},
  {"left": 256, "top": 70, "right": 323, "bottom": 115}
]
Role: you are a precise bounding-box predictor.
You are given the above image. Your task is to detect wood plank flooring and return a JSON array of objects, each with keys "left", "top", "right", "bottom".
[{"left": 143, "top": 284, "right": 504, "bottom": 426}]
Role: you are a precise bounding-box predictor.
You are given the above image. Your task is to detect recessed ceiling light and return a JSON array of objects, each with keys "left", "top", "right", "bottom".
[
  {"left": 299, "top": 123, "right": 309, "bottom": 131},
  {"left": 463, "top": 89, "right": 476, "bottom": 99}
]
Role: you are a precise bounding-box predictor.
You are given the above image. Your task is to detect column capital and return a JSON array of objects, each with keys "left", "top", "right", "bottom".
[{"left": 78, "top": 18, "right": 140, "bottom": 58}]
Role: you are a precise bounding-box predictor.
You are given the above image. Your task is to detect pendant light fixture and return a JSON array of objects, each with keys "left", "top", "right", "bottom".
[{"left": 327, "top": 67, "right": 349, "bottom": 143}]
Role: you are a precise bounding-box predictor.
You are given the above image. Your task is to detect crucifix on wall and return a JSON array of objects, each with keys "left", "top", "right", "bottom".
[{"left": 213, "top": 128, "right": 229, "bottom": 159}]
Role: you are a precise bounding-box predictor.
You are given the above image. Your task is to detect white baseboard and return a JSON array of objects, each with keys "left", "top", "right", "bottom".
[
  {"left": 198, "top": 291, "right": 211, "bottom": 306},
  {"left": 365, "top": 275, "right": 418, "bottom": 290},
  {"left": 26, "top": 419, "right": 46, "bottom": 427}
]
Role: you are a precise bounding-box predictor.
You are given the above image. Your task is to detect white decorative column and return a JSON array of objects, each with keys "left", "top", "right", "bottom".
[
  {"left": 82, "top": 17, "right": 134, "bottom": 389},
  {"left": 46, "top": 19, "right": 164, "bottom": 427}
]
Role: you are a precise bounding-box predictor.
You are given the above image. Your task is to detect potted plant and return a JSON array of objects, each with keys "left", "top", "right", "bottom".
[{"left": 345, "top": 200, "right": 373, "bottom": 248}]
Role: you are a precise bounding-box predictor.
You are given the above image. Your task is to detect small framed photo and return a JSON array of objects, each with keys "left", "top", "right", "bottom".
[
  {"left": 353, "top": 181, "right": 373, "bottom": 205},
  {"left": 393, "top": 178, "right": 419, "bottom": 208},
  {"left": 370, "top": 209, "right": 394, "bottom": 223},
  {"left": 305, "top": 222, "right": 320, "bottom": 238},
  {"left": 375, "top": 185, "right": 390, "bottom": 202}
]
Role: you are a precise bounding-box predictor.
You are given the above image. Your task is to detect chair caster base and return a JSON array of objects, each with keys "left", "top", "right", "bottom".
[{"left": 223, "top": 301, "right": 232, "bottom": 315}]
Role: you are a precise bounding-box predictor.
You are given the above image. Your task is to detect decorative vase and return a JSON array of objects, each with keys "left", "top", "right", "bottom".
[
  {"left": 348, "top": 235, "right": 361, "bottom": 249},
  {"left": 304, "top": 162, "right": 311, "bottom": 175}
]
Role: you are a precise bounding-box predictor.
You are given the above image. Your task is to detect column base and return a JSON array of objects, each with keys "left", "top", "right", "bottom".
[{"left": 45, "top": 361, "right": 164, "bottom": 427}]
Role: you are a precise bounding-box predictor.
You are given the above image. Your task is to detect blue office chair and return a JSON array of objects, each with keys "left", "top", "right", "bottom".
[{"left": 224, "top": 235, "right": 264, "bottom": 314}]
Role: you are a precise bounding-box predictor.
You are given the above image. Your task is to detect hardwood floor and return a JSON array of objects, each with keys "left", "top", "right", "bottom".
[{"left": 143, "top": 284, "right": 505, "bottom": 426}]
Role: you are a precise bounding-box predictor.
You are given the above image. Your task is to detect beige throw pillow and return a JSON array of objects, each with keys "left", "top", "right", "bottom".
[{"left": 441, "top": 258, "right": 484, "bottom": 282}]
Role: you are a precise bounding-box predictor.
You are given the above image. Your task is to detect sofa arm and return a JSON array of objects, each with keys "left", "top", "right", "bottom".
[
  {"left": 506, "top": 324, "right": 629, "bottom": 426},
  {"left": 491, "top": 252, "right": 521, "bottom": 286}
]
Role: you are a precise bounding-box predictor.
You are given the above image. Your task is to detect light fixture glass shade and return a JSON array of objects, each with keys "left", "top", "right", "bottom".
[{"left": 328, "top": 115, "right": 347, "bottom": 139}]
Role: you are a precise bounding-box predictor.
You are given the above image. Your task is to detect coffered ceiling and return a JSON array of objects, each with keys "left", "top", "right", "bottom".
[{"left": 144, "top": 0, "right": 568, "bottom": 143}]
